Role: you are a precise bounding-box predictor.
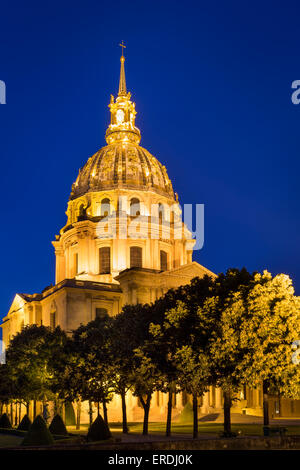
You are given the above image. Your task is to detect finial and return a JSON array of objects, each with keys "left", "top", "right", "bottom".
[
  {"left": 118, "top": 41, "right": 127, "bottom": 96},
  {"left": 119, "top": 40, "right": 126, "bottom": 57}
]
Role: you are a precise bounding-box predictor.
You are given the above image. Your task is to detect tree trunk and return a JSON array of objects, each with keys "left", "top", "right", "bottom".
[
  {"left": 223, "top": 390, "right": 232, "bottom": 436},
  {"left": 10, "top": 402, "right": 13, "bottom": 425},
  {"left": 0, "top": 402, "right": 3, "bottom": 415},
  {"left": 76, "top": 400, "right": 81, "bottom": 430},
  {"left": 97, "top": 402, "right": 100, "bottom": 416},
  {"left": 140, "top": 393, "right": 151, "bottom": 435},
  {"left": 88, "top": 400, "right": 93, "bottom": 426},
  {"left": 166, "top": 388, "right": 173, "bottom": 437},
  {"left": 103, "top": 400, "right": 108, "bottom": 426},
  {"left": 18, "top": 402, "right": 21, "bottom": 425},
  {"left": 33, "top": 400, "right": 37, "bottom": 419},
  {"left": 192, "top": 393, "right": 198, "bottom": 439},
  {"left": 263, "top": 381, "right": 269, "bottom": 426},
  {"left": 121, "top": 390, "right": 128, "bottom": 434},
  {"left": 14, "top": 403, "right": 18, "bottom": 427},
  {"left": 26, "top": 401, "right": 30, "bottom": 416}
]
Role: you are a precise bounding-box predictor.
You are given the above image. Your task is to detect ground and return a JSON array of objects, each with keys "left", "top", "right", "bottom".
[{"left": 1, "top": 414, "right": 300, "bottom": 448}]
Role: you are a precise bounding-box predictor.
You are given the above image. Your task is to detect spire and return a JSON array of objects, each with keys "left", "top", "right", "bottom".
[
  {"left": 106, "top": 43, "right": 141, "bottom": 145},
  {"left": 118, "top": 41, "right": 127, "bottom": 96}
]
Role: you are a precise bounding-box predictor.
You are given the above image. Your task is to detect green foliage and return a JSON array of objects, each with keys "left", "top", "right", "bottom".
[
  {"left": 17, "top": 414, "right": 31, "bottom": 431},
  {"left": 49, "top": 414, "right": 68, "bottom": 435},
  {"left": 0, "top": 413, "right": 12, "bottom": 428},
  {"left": 87, "top": 415, "right": 112, "bottom": 441},
  {"left": 6, "top": 325, "right": 67, "bottom": 405},
  {"left": 21, "top": 415, "right": 54, "bottom": 446}
]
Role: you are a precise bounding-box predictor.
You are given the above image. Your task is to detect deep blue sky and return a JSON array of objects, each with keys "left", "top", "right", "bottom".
[{"left": 0, "top": 0, "right": 299, "bottom": 320}]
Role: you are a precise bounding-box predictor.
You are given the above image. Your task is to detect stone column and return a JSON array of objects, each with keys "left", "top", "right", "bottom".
[
  {"left": 215, "top": 387, "right": 223, "bottom": 409},
  {"left": 201, "top": 391, "right": 210, "bottom": 414}
]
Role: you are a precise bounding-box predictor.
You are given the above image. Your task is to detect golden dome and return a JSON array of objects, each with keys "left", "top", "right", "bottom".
[
  {"left": 70, "top": 46, "right": 174, "bottom": 201},
  {"left": 70, "top": 142, "right": 174, "bottom": 200}
]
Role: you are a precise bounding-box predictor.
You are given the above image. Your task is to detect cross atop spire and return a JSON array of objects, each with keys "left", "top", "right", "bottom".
[
  {"left": 119, "top": 40, "right": 126, "bottom": 57},
  {"left": 118, "top": 41, "right": 127, "bottom": 96}
]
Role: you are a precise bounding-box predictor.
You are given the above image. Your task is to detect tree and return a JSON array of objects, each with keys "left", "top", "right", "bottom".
[
  {"left": 143, "top": 275, "right": 215, "bottom": 438},
  {"left": 198, "top": 268, "right": 255, "bottom": 436},
  {"left": 0, "top": 364, "right": 14, "bottom": 415},
  {"left": 6, "top": 325, "right": 67, "bottom": 418},
  {"left": 237, "top": 271, "right": 300, "bottom": 426},
  {"left": 174, "top": 344, "right": 210, "bottom": 438},
  {"left": 109, "top": 304, "right": 155, "bottom": 434},
  {"left": 53, "top": 317, "right": 114, "bottom": 429}
]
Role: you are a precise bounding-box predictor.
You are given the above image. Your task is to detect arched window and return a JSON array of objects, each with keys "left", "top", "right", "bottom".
[
  {"left": 158, "top": 203, "right": 164, "bottom": 224},
  {"left": 95, "top": 308, "right": 108, "bottom": 320},
  {"left": 160, "top": 250, "right": 168, "bottom": 271},
  {"left": 50, "top": 312, "right": 56, "bottom": 330},
  {"left": 101, "top": 198, "right": 110, "bottom": 217},
  {"left": 130, "top": 246, "right": 142, "bottom": 268},
  {"left": 130, "top": 198, "right": 140, "bottom": 216},
  {"left": 99, "top": 247, "right": 111, "bottom": 274}
]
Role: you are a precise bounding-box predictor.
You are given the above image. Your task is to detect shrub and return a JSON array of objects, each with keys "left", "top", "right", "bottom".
[
  {"left": 0, "top": 413, "right": 12, "bottom": 429},
  {"left": 21, "top": 415, "right": 54, "bottom": 446},
  {"left": 49, "top": 414, "right": 68, "bottom": 436},
  {"left": 87, "top": 415, "right": 111, "bottom": 442},
  {"left": 18, "top": 414, "right": 32, "bottom": 431}
]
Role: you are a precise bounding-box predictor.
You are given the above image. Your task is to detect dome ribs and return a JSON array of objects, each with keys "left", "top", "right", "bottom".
[
  {"left": 121, "top": 146, "right": 126, "bottom": 184},
  {"left": 113, "top": 145, "right": 121, "bottom": 185},
  {"left": 69, "top": 143, "right": 175, "bottom": 200},
  {"left": 139, "top": 148, "right": 154, "bottom": 187}
]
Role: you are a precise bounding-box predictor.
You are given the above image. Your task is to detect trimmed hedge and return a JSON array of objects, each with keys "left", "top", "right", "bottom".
[
  {"left": 21, "top": 415, "right": 54, "bottom": 446},
  {"left": 49, "top": 414, "right": 68, "bottom": 436},
  {"left": 18, "top": 414, "right": 32, "bottom": 431},
  {"left": 0, "top": 413, "right": 12, "bottom": 429},
  {"left": 87, "top": 415, "right": 112, "bottom": 442}
]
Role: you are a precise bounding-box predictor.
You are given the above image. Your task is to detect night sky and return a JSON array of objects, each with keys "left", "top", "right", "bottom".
[{"left": 0, "top": 0, "right": 299, "bottom": 322}]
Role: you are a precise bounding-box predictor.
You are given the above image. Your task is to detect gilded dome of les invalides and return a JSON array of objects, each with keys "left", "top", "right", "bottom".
[{"left": 70, "top": 50, "right": 174, "bottom": 201}]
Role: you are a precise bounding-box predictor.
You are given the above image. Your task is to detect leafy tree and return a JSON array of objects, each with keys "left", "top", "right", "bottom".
[
  {"left": 54, "top": 317, "right": 113, "bottom": 429},
  {"left": 109, "top": 305, "right": 151, "bottom": 434},
  {"left": 237, "top": 271, "right": 300, "bottom": 426},
  {"left": 111, "top": 303, "right": 167, "bottom": 435},
  {"left": 198, "top": 268, "right": 255, "bottom": 436},
  {"left": 0, "top": 364, "right": 14, "bottom": 414},
  {"left": 6, "top": 325, "right": 67, "bottom": 417},
  {"left": 174, "top": 344, "right": 210, "bottom": 438}
]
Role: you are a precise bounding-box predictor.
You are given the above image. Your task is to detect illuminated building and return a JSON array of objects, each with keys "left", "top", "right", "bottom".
[{"left": 1, "top": 47, "right": 299, "bottom": 421}]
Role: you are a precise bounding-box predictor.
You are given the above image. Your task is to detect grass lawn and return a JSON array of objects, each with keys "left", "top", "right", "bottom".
[
  {"left": 67, "top": 421, "right": 300, "bottom": 438},
  {"left": 0, "top": 434, "right": 23, "bottom": 448}
]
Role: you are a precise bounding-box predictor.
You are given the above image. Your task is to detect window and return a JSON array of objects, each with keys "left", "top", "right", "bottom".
[
  {"left": 95, "top": 308, "right": 108, "bottom": 320},
  {"left": 130, "top": 198, "right": 140, "bottom": 216},
  {"left": 101, "top": 198, "right": 110, "bottom": 217},
  {"left": 50, "top": 312, "right": 56, "bottom": 330},
  {"left": 99, "top": 247, "right": 111, "bottom": 274},
  {"left": 160, "top": 250, "right": 168, "bottom": 271},
  {"left": 158, "top": 203, "right": 164, "bottom": 224},
  {"left": 130, "top": 246, "right": 142, "bottom": 268}
]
